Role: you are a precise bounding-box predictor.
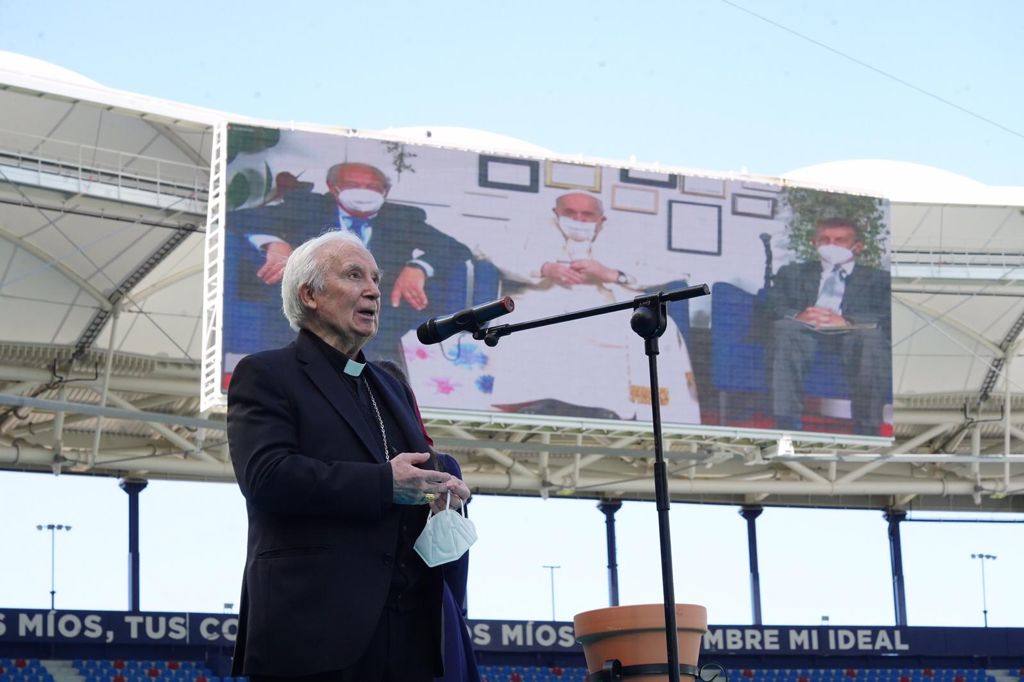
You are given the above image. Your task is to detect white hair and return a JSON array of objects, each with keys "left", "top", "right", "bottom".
[{"left": 281, "top": 231, "right": 368, "bottom": 332}]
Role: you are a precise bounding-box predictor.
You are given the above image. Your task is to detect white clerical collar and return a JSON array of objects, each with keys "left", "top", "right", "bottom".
[{"left": 343, "top": 357, "right": 366, "bottom": 377}]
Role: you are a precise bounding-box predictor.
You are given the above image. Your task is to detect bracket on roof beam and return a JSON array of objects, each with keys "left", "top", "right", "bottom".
[{"left": 760, "top": 434, "right": 795, "bottom": 460}]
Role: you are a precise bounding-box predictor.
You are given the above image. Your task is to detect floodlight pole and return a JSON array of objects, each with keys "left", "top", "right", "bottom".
[
  {"left": 36, "top": 522, "right": 71, "bottom": 610},
  {"left": 543, "top": 564, "right": 561, "bottom": 621},
  {"left": 971, "top": 552, "right": 996, "bottom": 627},
  {"left": 476, "top": 283, "right": 711, "bottom": 682}
]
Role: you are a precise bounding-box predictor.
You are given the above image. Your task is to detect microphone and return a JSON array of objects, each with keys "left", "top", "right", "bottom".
[{"left": 416, "top": 297, "right": 515, "bottom": 345}]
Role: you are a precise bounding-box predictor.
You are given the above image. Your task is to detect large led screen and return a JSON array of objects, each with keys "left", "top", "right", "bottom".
[{"left": 219, "top": 124, "right": 892, "bottom": 437}]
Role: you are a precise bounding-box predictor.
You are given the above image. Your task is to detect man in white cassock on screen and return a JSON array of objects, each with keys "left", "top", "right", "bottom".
[{"left": 484, "top": 192, "right": 700, "bottom": 423}]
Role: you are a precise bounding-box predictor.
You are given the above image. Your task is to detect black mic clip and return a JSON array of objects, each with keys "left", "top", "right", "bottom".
[{"left": 472, "top": 324, "right": 510, "bottom": 347}]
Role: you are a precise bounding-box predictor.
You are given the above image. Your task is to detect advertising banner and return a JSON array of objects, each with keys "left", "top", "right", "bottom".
[
  {"left": 4, "top": 611, "right": 1023, "bottom": 657},
  {"left": 217, "top": 125, "right": 892, "bottom": 437}
]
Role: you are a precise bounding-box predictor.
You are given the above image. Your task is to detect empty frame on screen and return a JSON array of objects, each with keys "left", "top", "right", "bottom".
[
  {"left": 732, "top": 193, "right": 776, "bottom": 218},
  {"left": 611, "top": 185, "right": 659, "bottom": 214},
  {"left": 478, "top": 155, "right": 539, "bottom": 192},
  {"left": 681, "top": 175, "right": 726, "bottom": 198},
  {"left": 545, "top": 161, "right": 602, "bottom": 191},
  {"left": 619, "top": 168, "right": 678, "bottom": 188},
  {"left": 668, "top": 200, "right": 722, "bottom": 255}
]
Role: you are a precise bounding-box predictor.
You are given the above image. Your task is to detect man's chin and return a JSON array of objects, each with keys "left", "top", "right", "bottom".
[{"left": 355, "top": 326, "right": 378, "bottom": 344}]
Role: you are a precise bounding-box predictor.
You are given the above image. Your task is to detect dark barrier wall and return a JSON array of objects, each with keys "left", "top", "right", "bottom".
[{"left": 3, "top": 610, "right": 1024, "bottom": 659}]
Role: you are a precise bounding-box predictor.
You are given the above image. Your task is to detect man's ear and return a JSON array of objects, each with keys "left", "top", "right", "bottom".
[
  {"left": 852, "top": 241, "right": 865, "bottom": 255},
  {"left": 298, "top": 284, "right": 318, "bottom": 311}
]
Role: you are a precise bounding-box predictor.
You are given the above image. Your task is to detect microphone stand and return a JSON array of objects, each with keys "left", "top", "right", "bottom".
[{"left": 473, "top": 283, "right": 711, "bottom": 682}]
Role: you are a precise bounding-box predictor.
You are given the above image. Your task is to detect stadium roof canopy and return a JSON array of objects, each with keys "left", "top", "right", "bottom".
[{"left": 1, "top": 50, "right": 1022, "bottom": 512}]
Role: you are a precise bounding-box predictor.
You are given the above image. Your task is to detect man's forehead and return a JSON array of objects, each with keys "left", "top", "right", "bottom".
[
  {"left": 558, "top": 194, "right": 601, "bottom": 212},
  {"left": 816, "top": 225, "right": 858, "bottom": 238},
  {"left": 337, "top": 166, "right": 384, "bottom": 185},
  {"left": 324, "top": 242, "right": 379, "bottom": 270}
]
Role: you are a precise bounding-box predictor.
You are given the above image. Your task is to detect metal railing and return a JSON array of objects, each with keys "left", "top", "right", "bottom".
[{"left": 0, "top": 127, "right": 209, "bottom": 204}]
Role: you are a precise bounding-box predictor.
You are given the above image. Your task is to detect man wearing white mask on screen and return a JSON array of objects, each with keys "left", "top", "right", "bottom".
[
  {"left": 484, "top": 191, "right": 701, "bottom": 424},
  {"left": 241, "top": 162, "right": 472, "bottom": 367},
  {"left": 766, "top": 217, "right": 891, "bottom": 435}
]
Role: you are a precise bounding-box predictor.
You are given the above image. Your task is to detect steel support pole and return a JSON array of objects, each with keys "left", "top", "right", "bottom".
[
  {"left": 598, "top": 500, "right": 623, "bottom": 606},
  {"left": 884, "top": 508, "right": 908, "bottom": 626},
  {"left": 119, "top": 478, "right": 148, "bottom": 612},
  {"left": 740, "top": 506, "right": 764, "bottom": 625}
]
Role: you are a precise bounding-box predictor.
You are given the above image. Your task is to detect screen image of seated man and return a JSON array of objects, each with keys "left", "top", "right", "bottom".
[
  {"left": 234, "top": 161, "right": 471, "bottom": 367},
  {"left": 483, "top": 191, "right": 700, "bottom": 423},
  {"left": 765, "top": 217, "right": 892, "bottom": 435}
]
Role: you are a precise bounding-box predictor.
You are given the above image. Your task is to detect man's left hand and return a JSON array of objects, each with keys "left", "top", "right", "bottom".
[
  {"left": 390, "top": 266, "right": 429, "bottom": 310},
  {"left": 570, "top": 259, "right": 618, "bottom": 284},
  {"left": 429, "top": 477, "right": 471, "bottom": 513}
]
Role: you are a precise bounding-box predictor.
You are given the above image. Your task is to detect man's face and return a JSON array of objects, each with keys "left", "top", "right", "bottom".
[
  {"left": 329, "top": 165, "right": 389, "bottom": 217},
  {"left": 554, "top": 194, "right": 605, "bottom": 224},
  {"left": 302, "top": 242, "right": 382, "bottom": 352},
  {"left": 813, "top": 226, "right": 863, "bottom": 256}
]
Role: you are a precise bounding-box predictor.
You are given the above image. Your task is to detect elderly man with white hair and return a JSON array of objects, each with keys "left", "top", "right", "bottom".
[{"left": 226, "top": 230, "right": 470, "bottom": 682}]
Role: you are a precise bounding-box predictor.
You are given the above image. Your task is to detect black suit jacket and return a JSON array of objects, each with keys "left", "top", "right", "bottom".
[
  {"left": 227, "top": 331, "right": 442, "bottom": 676},
  {"left": 766, "top": 260, "right": 891, "bottom": 332}
]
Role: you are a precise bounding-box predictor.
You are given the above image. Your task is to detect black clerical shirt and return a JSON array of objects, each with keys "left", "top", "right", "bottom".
[{"left": 301, "top": 329, "right": 432, "bottom": 611}]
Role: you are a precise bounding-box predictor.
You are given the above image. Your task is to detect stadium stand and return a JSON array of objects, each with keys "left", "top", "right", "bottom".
[{"left": 3, "top": 659, "right": 1024, "bottom": 682}]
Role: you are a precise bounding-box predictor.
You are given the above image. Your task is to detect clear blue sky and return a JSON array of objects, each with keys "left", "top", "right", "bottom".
[{"left": 1, "top": 0, "right": 1023, "bottom": 626}]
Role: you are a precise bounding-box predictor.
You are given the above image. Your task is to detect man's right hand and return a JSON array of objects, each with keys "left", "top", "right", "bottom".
[
  {"left": 541, "top": 262, "right": 585, "bottom": 286},
  {"left": 256, "top": 241, "right": 293, "bottom": 285},
  {"left": 390, "top": 452, "right": 453, "bottom": 504}
]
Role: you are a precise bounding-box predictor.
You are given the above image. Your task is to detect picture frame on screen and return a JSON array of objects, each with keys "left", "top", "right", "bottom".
[
  {"left": 668, "top": 200, "right": 722, "bottom": 255},
  {"left": 731, "top": 193, "right": 776, "bottom": 218},
  {"left": 545, "top": 160, "right": 602, "bottom": 191},
  {"left": 611, "top": 185, "right": 659, "bottom": 214},
  {"left": 618, "top": 168, "right": 678, "bottom": 189},
  {"left": 741, "top": 180, "right": 783, "bottom": 193},
  {"left": 680, "top": 175, "right": 727, "bottom": 198},
  {"left": 478, "top": 155, "right": 540, "bottom": 193}
]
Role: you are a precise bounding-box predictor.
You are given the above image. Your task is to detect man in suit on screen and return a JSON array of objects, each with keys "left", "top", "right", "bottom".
[
  {"left": 766, "top": 217, "right": 891, "bottom": 435},
  {"left": 229, "top": 161, "right": 471, "bottom": 367},
  {"left": 227, "top": 230, "right": 470, "bottom": 681}
]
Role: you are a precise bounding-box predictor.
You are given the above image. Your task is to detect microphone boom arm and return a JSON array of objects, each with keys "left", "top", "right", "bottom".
[{"left": 473, "top": 283, "right": 710, "bottom": 347}]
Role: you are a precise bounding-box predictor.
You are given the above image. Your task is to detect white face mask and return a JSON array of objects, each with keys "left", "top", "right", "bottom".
[
  {"left": 818, "top": 244, "right": 855, "bottom": 266},
  {"left": 337, "top": 188, "right": 385, "bottom": 214},
  {"left": 559, "top": 217, "right": 599, "bottom": 242},
  {"left": 413, "top": 493, "right": 477, "bottom": 568}
]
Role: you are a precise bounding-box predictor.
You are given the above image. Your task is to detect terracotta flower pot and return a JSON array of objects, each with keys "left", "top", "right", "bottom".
[{"left": 574, "top": 603, "right": 708, "bottom": 681}]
